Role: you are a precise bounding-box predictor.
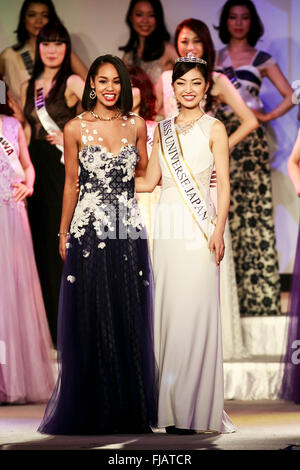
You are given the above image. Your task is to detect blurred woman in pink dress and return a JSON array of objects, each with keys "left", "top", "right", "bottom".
[{"left": 0, "top": 79, "right": 55, "bottom": 404}]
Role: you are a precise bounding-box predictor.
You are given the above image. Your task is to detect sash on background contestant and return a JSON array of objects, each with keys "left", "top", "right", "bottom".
[
  {"left": 19, "top": 46, "right": 34, "bottom": 78},
  {"left": 35, "top": 85, "right": 64, "bottom": 163}
]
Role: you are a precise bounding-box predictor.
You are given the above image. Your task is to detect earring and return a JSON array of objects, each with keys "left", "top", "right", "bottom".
[
  {"left": 89, "top": 88, "right": 96, "bottom": 99},
  {"left": 200, "top": 93, "right": 207, "bottom": 111}
]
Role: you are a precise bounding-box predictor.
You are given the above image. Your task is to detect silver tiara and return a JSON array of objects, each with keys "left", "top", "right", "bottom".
[{"left": 176, "top": 52, "right": 207, "bottom": 65}]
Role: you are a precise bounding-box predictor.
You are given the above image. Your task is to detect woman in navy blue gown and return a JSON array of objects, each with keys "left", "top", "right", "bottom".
[{"left": 38, "top": 54, "right": 157, "bottom": 434}]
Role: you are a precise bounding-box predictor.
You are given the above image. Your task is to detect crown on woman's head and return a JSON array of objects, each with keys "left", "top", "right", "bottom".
[{"left": 176, "top": 52, "right": 207, "bottom": 65}]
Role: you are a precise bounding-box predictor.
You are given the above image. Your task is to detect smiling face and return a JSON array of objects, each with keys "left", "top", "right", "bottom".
[
  {"left": 25, "top": 2, "right": 50, "bottom": 38},
  {"left": 173, "top": 67, "right": 208, "bottom": 110},
  {"left": 130, "top": 1, "right": 156, "bottom": 38},
  {"left": 90, "top": 63, "right": 121, "bottom": 108},
  {"left": 177, "top": 27, "right": 204, "bottom": 59},
  {"left": 39, "top": 40, "right": 66, "bottom": 68},
  {"left": 226, "top": 5, "right": 251, "bottom": 41}
]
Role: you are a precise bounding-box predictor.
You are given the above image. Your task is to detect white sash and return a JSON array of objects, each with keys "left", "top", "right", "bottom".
[
  {"left": 0, "top": 134, "right": 25, "bottom": 181},
  {"left": 35, "top": 85, "right": 64, "bottom": 164},
  {"left": 158, "top": 117, "right": 209, "bottom": 241}
]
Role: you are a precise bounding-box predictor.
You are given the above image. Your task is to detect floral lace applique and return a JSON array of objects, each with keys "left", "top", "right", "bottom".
[{"left": 70, "top": 144, "right": 144, "bottom": 244}]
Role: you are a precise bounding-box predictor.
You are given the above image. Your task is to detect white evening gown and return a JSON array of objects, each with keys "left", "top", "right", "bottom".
[
  {"left": 159, "top": 70, "right": 245, "bottom": 360},
  {"left": 153, "top": 114, "right": 235, "bottom": 433}
]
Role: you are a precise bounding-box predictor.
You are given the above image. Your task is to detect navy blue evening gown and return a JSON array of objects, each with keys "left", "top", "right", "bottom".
[{"left": 38, "top": 114, "right": 157, "bottom": 434}]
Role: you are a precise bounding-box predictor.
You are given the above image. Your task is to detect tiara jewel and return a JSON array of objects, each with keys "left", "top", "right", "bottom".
[{"left": 176, "top": 51, "right": 207, "bottom": 65}]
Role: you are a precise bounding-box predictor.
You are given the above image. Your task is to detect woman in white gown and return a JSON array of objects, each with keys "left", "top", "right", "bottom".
[
  {"left": 135, "top": 54, "right": 235, "bottom": 433},
  {"left": 155, "top": 19, "right": 258, "bottom": 360}
]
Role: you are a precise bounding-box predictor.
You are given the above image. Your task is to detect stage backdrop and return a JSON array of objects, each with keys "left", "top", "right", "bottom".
[{"left": 0, "top": 0, "right": 299, "bottom": 273}]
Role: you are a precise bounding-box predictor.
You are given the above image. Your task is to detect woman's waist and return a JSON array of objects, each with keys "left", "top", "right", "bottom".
[{"left": 161, "top": 173, "right": 212, "bottom": 192}]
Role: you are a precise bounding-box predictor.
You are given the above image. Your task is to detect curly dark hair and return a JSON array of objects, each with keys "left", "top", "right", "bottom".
[
  {"left": 119, "top": 0, "right": 170, "bottom": 62},
  {"left": 174, "top": 19, "right": 215, "bottom": 113},
  {"left": 128, "top": 66, "right": 156, "bottom": 120},
  {"left": 13, "top": 0, "right": 59, "bottom": 51},
  {"left": 215, "top": 0, "right": 264, "bottom": 47}
]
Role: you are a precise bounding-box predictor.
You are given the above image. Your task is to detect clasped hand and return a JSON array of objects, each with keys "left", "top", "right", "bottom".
[
  {"left": 12, "top": 182, "right": 33, "bottom": 201},
  {"left": 46, "top": 130, "right": 64, "bottom": 146}
]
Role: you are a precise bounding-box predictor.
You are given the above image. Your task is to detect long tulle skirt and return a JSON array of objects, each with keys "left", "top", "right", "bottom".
[
  {"left": 38, "top": 225, "right": 157, "bottom": 434},
  {"left": 0, "top": 203, "right": 56, "bottom": 403}
]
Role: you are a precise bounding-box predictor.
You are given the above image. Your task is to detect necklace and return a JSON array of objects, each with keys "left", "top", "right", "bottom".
[
  {"left": 175, "top": 114, "right": 204, "bottom": 135},
  {"left": 91, "top": 109, "right": 121, "bottom": 121}
]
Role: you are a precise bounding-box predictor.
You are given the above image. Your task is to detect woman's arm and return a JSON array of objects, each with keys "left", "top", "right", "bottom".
[
  {"left": 135, "top": 126, "right": 161, "bottom": 192},
  {"left": 20, "top": 81, "right": 31, "bottom": 143},
  {"left": 58, "top": 119, "right": 80, "bottom": 260},
  {"left": 209, "top": 120, "right": 230, "bottom": 265},
  {"left": 254, "top": 63, "right": 294, "bottom": 122},
  {"left": 287, "top": 129, "right": 300, "bottom": 196},
  {"left": 12, "top": 123, "right": 35, "bottom": 201},
  {"left": 70, "top": 50, "right": 88, "bottom": 81},
  {"left": 154, "top": 73, "right": 166, "bottom": 118},
  {"left": 67, "top": 74, "right": 85, "bottom": 101},
  {"left": 214, "top": 73, "right": 258, "bottom": 150}
]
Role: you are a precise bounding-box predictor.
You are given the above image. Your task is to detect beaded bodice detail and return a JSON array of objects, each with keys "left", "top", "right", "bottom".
[{"left": 70, "top": 113, "right": 144, "bottom": 243}]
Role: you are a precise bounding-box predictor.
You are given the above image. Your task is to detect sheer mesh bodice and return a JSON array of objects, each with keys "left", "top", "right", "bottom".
[{"left": 0, "top": 116, "right": 21, "bottom": 207}]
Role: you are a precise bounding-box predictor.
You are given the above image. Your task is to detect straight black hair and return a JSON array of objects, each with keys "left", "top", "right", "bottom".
[
  {"left": 82, "top": 55, "right": 133, "bottom": 115},
  {"left": 29, "top": 21, "right": 72, "bottom": 99},
  {"left": 13, "top": 0, "right": 59, "bottom": 51},
  {"left": 24, "top": 21, "right": 72, "bottom": 121},
  {"left": 119, "top": 0, "right": 170, "bottom": 62},
  {"left": 215, "top": 0, "right": 264, "bottom": 47},
  {"left": 172, "top": 62, "right": 210, "bottom": 113},
  {"left": 172, "top": 62, "right": 209, "bottom": 85}
]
